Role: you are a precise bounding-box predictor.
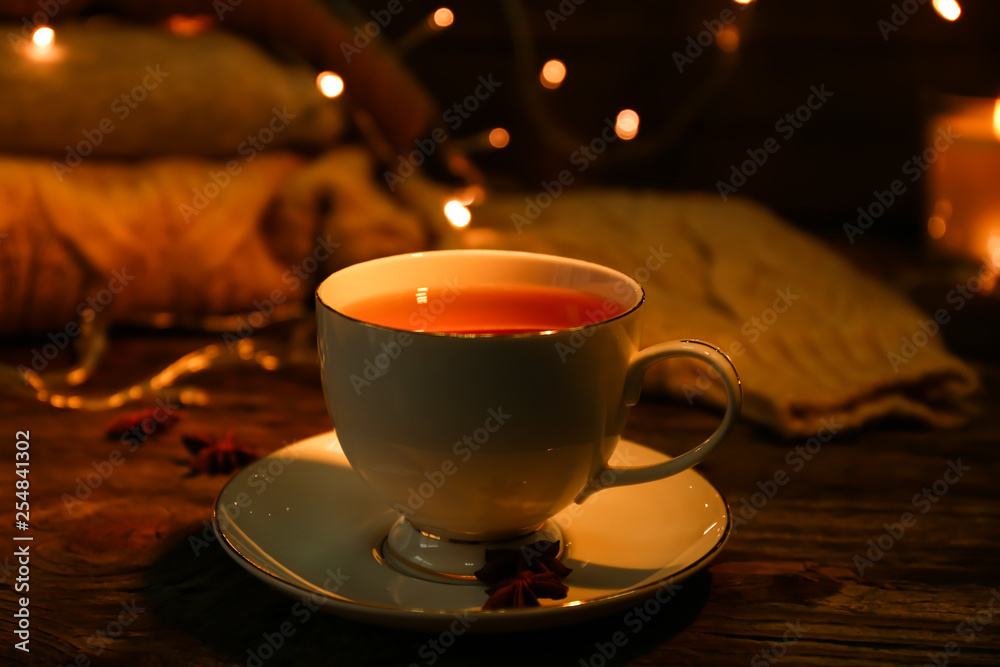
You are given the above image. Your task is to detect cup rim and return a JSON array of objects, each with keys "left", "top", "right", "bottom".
[{"left": 315, "top": 249, "right": 645, "bottom": 339}]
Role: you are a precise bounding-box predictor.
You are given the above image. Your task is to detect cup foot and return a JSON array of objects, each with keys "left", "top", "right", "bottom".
[{"left": 380, "top": 517, "right": 565, "bottom": 585}]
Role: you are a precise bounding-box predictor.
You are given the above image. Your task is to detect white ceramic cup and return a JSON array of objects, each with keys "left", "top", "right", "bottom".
[{"left": 316, "top": 249, "right": 741, "bottom": 548}]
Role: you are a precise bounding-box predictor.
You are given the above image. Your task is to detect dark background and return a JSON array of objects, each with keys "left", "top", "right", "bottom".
[{"left": 343, "top": 0, "right": 1000, "bottom": 243}]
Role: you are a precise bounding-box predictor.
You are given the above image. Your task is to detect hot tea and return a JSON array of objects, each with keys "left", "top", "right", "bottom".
[{"left": 341, "top": 284, "right": 620, "bottom": 334}]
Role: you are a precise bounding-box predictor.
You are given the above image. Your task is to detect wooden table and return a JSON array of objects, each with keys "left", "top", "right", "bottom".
[{"left": 1, "top": 270, "right": 999, "bottom": 666}]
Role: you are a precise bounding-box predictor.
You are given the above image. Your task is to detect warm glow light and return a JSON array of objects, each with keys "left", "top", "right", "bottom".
[
  {"left": 443, "top": 200, "right": 471, "bottom": 228},
  {"left": 991, "top": 99, "right": 1000, "bottom": 142},
  {"left": 317, "top": 72, "right": 344, "bottom": 98},
  {"left": 717, "top": 26, "right": 740, "bottom": 52},
  {"left": 167, "top": 14, "right": 215, "bottom": 35},
  {"left": 456, "top": 185, "right": 485, "bottom": 206},
  {"left": 488, "top": 127, "right": 510, "bottom": 148},
  {"left": 32, "top": 26, "right": 54, "bottom": 48},
  {"left": 927, "top": 215, "right": 947, "bottom": 240},
  {"left": 934, "top": 198, "right": 953, "bottom": 219},
  {"left": 454, "top": 185, "right": 486, "bottom": 206},
  {"left": 615, "top": 109, "right": 640, "bottom": 140},
  {"left": 540, "top": 59, "right": 566, "bottom": 90},
  {"left": 432, "top": 7, "right": 454, "bottom": 28},
  {"left": 66, "top": 367, "right": 87, "bottom": 386},
  {"left": 932, "top": 0, "right": 961, "bottom": 21},
  {"left": 733, "top": 0, "right": 754, "bottom": 4}
]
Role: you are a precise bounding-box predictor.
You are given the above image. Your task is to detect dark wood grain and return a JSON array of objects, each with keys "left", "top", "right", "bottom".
[{"left": 1, "top": 274, "right": 999, "bottom": 666}]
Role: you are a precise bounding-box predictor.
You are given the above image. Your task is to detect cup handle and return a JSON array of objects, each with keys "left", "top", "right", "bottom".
[{"left": 575, "top": 339, "right": 742, "bottom": 503}]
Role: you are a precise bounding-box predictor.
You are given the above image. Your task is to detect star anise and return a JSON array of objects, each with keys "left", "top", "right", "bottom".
[
  {"left": 474, "top": 540, "right": 572, "bottom": 610},
  {"left": 181, "top": 430, "right": 260, "bottom": 476},
  {"left": 105, "top": 408, "right": 179, "bottom": 441},
  {"left": 482, "top": 571, "right": 569, "bottom": 610}
]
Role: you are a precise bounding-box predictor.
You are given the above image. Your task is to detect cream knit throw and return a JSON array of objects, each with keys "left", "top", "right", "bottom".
[{"left": 462, "top": 190, "right": 979, "bottom": 438}]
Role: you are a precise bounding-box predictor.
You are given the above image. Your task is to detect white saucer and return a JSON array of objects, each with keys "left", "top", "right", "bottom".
[{"left": 213, "top": 430, "right": 731, "bottom": 632}]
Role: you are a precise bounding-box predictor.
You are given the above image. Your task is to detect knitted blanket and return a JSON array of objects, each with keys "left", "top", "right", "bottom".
[{"left": 459, "top": 190, "right": 979, "bottom": 437}]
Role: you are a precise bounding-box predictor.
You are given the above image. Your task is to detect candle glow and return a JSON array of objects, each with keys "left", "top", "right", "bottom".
[
  {"left": 927, "top": 98, "right": 1000, "bottom": 267},
  {"left": 615, "top": 109, "right": 640, "bottom": 140},
  {"left": 992, "top": 99, "right": 1000, "bottom": 142},
  {"left": 717, "top": 26, "right": 740, "bottom": 52},
  {"left": 932, "top": 0, "right": 961, "bottom": 21},
  {"left": 540, "top": 60, "right": 566, "bottom": 90},
  {"left": 24, "top": 25, "right": 63, "bottom": 62},
  {"left": 488, "top": 127, "right": 510, "bottom": 148},
  {"left": 432, "top": 7, "right": 454, "bottom": 28},
  {"left": 317, "top": 72, "right": 344, "bottom": 98},
  {"left": 32, "top": 26, "right": 54, "bottom": 49},
  {"left": 444, "top": 200, "right": 471, "bottom": 228}
]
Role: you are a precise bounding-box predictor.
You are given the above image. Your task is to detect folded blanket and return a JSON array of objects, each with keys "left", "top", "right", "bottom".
[
  {"left": 458, "top": 191, "right": 980, "bottom": 437},
  {"left": 0, "top": 147, "right": 427, "bottom": 334}
]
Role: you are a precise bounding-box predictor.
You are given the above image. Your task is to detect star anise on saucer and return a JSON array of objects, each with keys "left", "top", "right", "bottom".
[
  {"left": 104, "top": 408, "right": 179, "bottom": 441},
  {"left": 474, "top": 540, "right": 572, "bottom": 610},
  {"left": 482, "top": 570, "right": 570, "bottom": 610},
  {"left": 181, "top": 430, "right": 260, "bottom": 476}
]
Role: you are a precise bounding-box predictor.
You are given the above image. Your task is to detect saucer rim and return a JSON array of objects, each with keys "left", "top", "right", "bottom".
[{"left": 212, "top": 432, "right": 732, "bottom": 629}]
